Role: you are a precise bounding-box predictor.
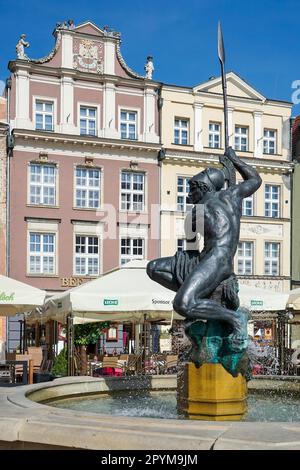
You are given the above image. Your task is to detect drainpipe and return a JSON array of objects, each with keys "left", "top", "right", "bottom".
[
  {"left": 156, "top": 87, "right": 166, "bottom": 350},
  {"left": 5, "top": 77, "right": 13, "bottom": 354},
  {"left": 290, "top": 166, "right": 294, "bottom": 291},
  {"left": 5, "top": 77, "right": 12, "bottom": 278},
  {"left": 290, "top": 117, "right": 295, "bottom": 290},
  {"left": 157, "top": 86, "right": 164, "bottom": 258}
]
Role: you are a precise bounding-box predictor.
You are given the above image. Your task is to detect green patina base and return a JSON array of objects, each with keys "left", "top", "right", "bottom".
[{"left": 185, "top": 308, "right": 250, "bottom": 378}]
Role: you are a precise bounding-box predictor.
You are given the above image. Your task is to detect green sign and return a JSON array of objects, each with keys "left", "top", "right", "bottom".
[
  {"left": 103, "top": 299, "right": 119, "bottom": 306},
  {"left": 251, "top": 300, "right": 264, "bottom": 307},
  {"left": 0, "top": 292, "right": 15, "bottom": 302}
]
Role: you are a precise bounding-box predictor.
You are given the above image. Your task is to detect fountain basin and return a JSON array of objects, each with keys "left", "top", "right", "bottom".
[{"left": 0, "top": 375, "right": 300, "bottom": 450}]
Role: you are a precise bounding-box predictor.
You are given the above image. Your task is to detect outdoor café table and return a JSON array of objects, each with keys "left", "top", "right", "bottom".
[
  {"left": 89, "top": 361, "right": 103, "bottom": 376},
  {"left": 0, "top": 360, "right": 28, "bottom": 386}
]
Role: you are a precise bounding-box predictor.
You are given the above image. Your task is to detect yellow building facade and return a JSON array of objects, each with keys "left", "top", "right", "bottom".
[{"left": 160, "top": 72, "right": 292, "bottom": 293}]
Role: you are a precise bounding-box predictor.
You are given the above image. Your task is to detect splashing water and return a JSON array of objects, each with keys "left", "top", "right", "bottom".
[
  {"left": 247, "top": 340, "right": 280, "bottom": 375},
  {"left": 49, "top": 390, "right": 300, "bottom": 422}
]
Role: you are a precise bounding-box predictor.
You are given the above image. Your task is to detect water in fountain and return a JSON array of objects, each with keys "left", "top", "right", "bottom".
[{"left": 49, "top": 389, "right": 300, "bottom": 422}]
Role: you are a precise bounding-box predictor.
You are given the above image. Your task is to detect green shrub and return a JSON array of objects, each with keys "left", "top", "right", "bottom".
[
  {"left": 51, "top": 348, "right": 67, "bottom": 377},
  {"left": 74, "top": 322, "right": 110, "bottom": 346}
]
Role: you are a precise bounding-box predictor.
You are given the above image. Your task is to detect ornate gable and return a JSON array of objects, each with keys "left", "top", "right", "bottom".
[{"left": 12, "top": 20, "right": 145, "bottom": 80}]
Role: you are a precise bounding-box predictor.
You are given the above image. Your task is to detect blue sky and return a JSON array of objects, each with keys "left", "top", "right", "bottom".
[{"left": 1, "top": 0, "right": 300, "bottom": 115}]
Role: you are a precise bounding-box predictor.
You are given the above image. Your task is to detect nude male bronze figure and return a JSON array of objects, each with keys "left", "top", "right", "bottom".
[{"left": 147, "top": 147, "right": 262, "bottom": 344}]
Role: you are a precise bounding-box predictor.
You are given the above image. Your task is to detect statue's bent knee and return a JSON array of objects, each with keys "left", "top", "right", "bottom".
[
  {"left": 146, "top": 259, "right": 156, "bottom": 279},
  {"left": 173, "top": 295, "right": 188, "bottom": 317}
]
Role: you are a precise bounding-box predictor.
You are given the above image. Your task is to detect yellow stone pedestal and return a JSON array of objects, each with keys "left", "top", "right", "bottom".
[{"left": 177, "top": 363, "right": 247, "bottom": 421}]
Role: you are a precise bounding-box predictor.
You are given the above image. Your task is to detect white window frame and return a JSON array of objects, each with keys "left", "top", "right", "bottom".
[
  {"left": 77, "top": 102, "right": 101, "bottom": 137},
  {"left": 119, "top": 107, "right": 140, "bottom": 140},
  {"left": 264, "top": 242, "right": 280, "bottom": 276},
  {"left": 27, "top": 220, "right": 59, "bottom": 276},
  {"left": 264, "top": 184, "right": 280, "bottom": 218},
  {"left": 120, "top": 171, "right": 146, "bottom": 212},
  {"left": 234, "top": 126, "right": 248, "bottom": 152},
  {"left": 120, "top": 237, "right": 145, "bottom": 265},
  {"left": 174, "top": 118, "right": 189, "bottom": 145},
  {"left": 33, "top": 96, "right": 57, "bottom": 132},
  {"left": 208, "top": 122, "right": 221, "bottom": 149},
  {"left": 72, "top": 222, "right": 103, "bottom": 276},
  {"left": 28, "top": 232, "right": 57, "bottom": 275},
  {"left": 177, "top": 176, "right": 192, "bottom": 212},
  {"left": 74, "top": 235, "right": 100, "bottom": 276},
  {"left": 28, "top": 163, "right": 58, "bottom": 206},
  {"left": 74, "top": 166, "right": 102, "bottom": 209},
  {"left": 79, "top": 106, "right": 97, "bottom": 136},
  {"left": 237, "top": 241, "right": 254, "bottom": 275},
  {"left": 242, "top": 194, "right": 254, "bottom": 216},
  {"left": 263, "top": 129, "right": 277, "bottom": 155},
  {"left": 118, "top": 223, "right": 148, "bottom": 267}
]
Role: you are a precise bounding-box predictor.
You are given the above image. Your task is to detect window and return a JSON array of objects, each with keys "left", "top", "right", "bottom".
[
  {"left": 35, "top": 100, "right": 54, "bottom": 131},
  {"left": 177, "top": 176, "right": 192, "bottom": 212},
  {"left": 209, "top": 122, "right": 221, "bottom": 148},
  {"left": 263, "top": 129, "right": 276, "bottom": 155},
  {"left": 106, "top": 326, "right": 118, "bottom": 341},
  {"left": 80, "top": 106, "right": 97, "bottom": 136},
  {"left": 265, "top": 185, "right": 280, "bottom": 218},
  {"left": 75, "top": 167, "right": 101, "bottom": 209},
  {"left": 121, "top": 172, "right": 145, "bottom": 211},
  {"left": 177, "top": 239, "right": 187, "bottom": 252},
  {"left": 29, "top": 164, "right": 56, "bottom": 206},
  {"left": 237, "top": 241, "right": 253, "bottom": 275},
  {"left": 120, "top": 110, "right": 137, "bottom": 140},
  {"left": 174, "top": 118, "right": 189, "bottom": 145},
  {"left": 29, "top": 233, "right": 56, "bottom": 274},
  {"left": 234, "top": 126, "right": 248, "bottom": 151},
  {"left": 264, "top": 242, "right": 280, "bottom": 276},
  {"left": 242, "top": 195, "right": 254, "bottom": 216},
  {"left": 120, "top": 238, "right": 144, "bottom": 265},
  {"left": 75, "top": 236, "right": 99, "bottom": 275}
]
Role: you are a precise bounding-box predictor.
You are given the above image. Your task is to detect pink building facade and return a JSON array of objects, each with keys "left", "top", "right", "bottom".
[
  {"left": 8, "top": 21, "right": 161, "bottom": 296},
  {"left": 6, "top": 21, "right": 161, "bottom": 351}
]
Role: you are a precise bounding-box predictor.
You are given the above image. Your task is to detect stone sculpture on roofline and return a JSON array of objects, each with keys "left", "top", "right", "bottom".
[
  {"left": 16, "top": 34, "right": 30, "bottom": 60},
  {"left": 145, "top": 56, "right": 154, "bottom": 80}
]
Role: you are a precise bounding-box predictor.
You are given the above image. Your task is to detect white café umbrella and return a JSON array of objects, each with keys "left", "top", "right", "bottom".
[
  {"left": 238, "top": 284, "right": 289, "bottom": 312},
  {"left": 30, "top": 260, "right": 178, "bottom": 325},
  {"left": 28, "top": 261, "right": 289, "bottom": 325},
  {"left": 286, "top": 287, "right": 300, "bottom": 311},
  {"left": 0, "top": 275, "right": 46, "bottom": 316}
]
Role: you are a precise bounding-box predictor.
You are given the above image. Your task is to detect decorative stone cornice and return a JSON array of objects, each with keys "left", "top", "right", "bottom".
[
  {"left": 237, "top": 275, "right": 290, "bottom": 280},
  {"left": 163, "top": 148, "right": 293, "bottom": 173},
  {"left": 8, "top": 62, "right": 160, "bottom": 91},
  {"left": 12, "top": 129, "right": 161, "bottom": 153},
  {"left": 161, "top": 210, "right": 291, "bottom": 223}
]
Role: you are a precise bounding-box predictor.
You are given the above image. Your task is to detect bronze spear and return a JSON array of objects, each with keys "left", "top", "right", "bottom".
[{"left": 218, "top": 21, "right": 236, "bottom": 186}]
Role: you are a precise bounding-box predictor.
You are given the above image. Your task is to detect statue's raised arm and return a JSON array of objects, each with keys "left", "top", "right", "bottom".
[{"left": 221, "top": 147, "right": 262, "bottom": 198}]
